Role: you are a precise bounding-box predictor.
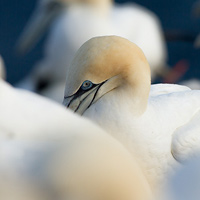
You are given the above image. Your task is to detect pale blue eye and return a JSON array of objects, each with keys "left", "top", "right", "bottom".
[{"left": 81, "top": 80, "right": 93, "bottom": 90}]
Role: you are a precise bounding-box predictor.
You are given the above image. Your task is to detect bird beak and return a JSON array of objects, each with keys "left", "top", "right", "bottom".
[
  {"left": 16, "top": 1, "right": 64, "bottom": 55},
  {"left": 63, "top": 81, "right": 107, "bottom": 115}
]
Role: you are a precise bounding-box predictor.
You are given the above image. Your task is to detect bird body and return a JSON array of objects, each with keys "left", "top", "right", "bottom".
[
  {"left": 83, "top": 84, "right": 200, "bottom": 184},
  {"left": 0, "top": 79, "right": 72, "bottom": 139},
  {"left": 0, "top": 135, "right": 152, "bottom": 200},
  {"left": 0, "top": 78, "right": 152, "bottom": 200},
  {"left": 17, "top": 0, "right": 166, "bottom": 102},
  {"left": 63, "top": 36, "right": 200, "bottom": 190}
]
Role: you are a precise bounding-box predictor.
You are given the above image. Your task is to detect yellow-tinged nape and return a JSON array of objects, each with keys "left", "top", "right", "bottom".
[{"left": 64, "top": 36, "right": 151, "bottom": 115}]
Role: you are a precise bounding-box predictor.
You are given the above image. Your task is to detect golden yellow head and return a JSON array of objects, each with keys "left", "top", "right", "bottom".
[{"left": 64, "top": 36, "right": 151, "bottom": 115}]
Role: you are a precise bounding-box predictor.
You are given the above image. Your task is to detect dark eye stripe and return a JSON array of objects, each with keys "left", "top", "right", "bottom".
[
  {"left": 74, "top": 80, "right": 107, "bottom": 112},
  {"left": 64, "top": 82, "right": 97, "bottom": 99},
  {"left": 85, "top": 81, "right": 106, "bottom": 110},
  {"left": 66, "top": 83, "right": 97, "bottom": 108},
  {"left": 74, "top": 88, "right": 97, "bottom": 112},
  {"left": 64, "top": 80, "right": 107, "bottom": 109}
]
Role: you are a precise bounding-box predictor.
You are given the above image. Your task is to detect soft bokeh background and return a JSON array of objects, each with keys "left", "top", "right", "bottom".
[{"left": 0, "top": 0, "right": 199, "bottom": 84}]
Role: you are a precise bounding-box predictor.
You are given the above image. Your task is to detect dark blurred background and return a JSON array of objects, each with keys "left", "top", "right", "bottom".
[{"left": 0, "top": 0, "right": 199, "bottom": 84}]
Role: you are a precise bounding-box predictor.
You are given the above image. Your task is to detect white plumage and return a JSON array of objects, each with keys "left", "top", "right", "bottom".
[
  {"left": 0, "top": 78, "right": 152, "bottom": 200},
  {"left": 160, "top": 155, "right": 200, "bottom": 200},
  {"left": 17, "top": 0, "right": 167, "bottom": 102}
]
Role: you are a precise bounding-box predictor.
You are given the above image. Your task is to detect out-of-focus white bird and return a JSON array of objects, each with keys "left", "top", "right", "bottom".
[
  {"left": 0, "top": 78, "right": 85, "bottom": 139},
  {"left": 0, "top": 139, "right": 152, "bottom": 200},
  {"left": 17, "top": 0, "right": 167, "bottom": 103},
  {"left": 0, "top": 55, "right": 6, "bottom": 79},
  {"left": 0, "top": 78, "right": 152, "bottom": 200},
  {"left": 63, "top": 36, "right": 200, "bottom": 190},
  {"left": 160, "top": 155, "right": 200, "bottom": 200}
]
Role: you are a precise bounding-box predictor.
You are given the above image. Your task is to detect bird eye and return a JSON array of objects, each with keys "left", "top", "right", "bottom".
[{"left": 81, "top": 80, "right": 93, "bottom": 90}]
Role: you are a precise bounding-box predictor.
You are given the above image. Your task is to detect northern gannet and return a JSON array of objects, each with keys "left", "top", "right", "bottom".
[
  {"left": 63, "top": 36, "right": 200, "bottom": 190},
  {"left": 17, "top": 0, "right": 167, "bottom": 102},
  {"left": 0, "top": 78, "right": 152, "bottom": 200}
]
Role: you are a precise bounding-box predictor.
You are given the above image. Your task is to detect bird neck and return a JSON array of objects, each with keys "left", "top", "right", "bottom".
[
  {"left": 118, "top": 81, "right": 150, "bottom": 117},
  {"left": 119, "top": 62, "right": 151, "bottom": 116}
]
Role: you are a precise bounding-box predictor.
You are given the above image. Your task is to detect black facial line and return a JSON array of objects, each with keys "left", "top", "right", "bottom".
[
  {"left": 66, "top": 83, "right": 98, "bottom": 108},
  {"left": 86, "top": 81, "right": 106, "bottom": 109},
  {"left": 66, "top": 80, "right": 107, "bottom": 108},
  {"left": 74, "top": 87, "right": 98, "bottom": 112},
  {"left": 75, "top": 80, "right": 107, "bottom": 112},
  {"left": 64, "top": 82, "right": 98, "bottom": 100}
]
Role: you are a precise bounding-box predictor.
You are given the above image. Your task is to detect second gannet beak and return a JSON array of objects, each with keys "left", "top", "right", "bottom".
[
  {"left": 16, "top": 0, "right": 64, "bottom": 55},
  {"left": 63, "top": 80, "right": 107, "bottom": 115}
]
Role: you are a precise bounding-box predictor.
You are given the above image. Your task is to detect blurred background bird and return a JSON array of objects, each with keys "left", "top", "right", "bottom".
[
  {"left": 0, "top": 138, "right": 152, "bottom": 200},
  {"left": 1, "top": 0, "right": 199, "bottom": 103},
  {"left": 13, "top": 0, "right": 167, "bottom": 103},
  {"left": 0, "top": 0, "right": 198, "bottom": 101}
]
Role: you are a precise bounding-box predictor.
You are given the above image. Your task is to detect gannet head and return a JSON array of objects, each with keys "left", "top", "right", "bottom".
[
  {"left": 16, "top": 0, "right": 112, "bottom": 54},
  {"left": 63, "top": 36, "right": 151, "bottom": 115}
]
